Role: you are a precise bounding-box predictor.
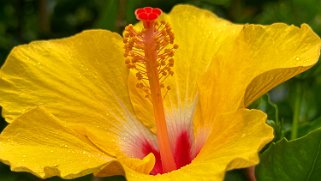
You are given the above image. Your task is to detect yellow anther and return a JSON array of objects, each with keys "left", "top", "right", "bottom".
[
  {"left": 123, "top": 16, "right": 178, "bottom": 119},
  {"left": 136, "top": 72, "right": 143, "bottom": 80},
  {"left": 159, "top": 54, "right": 166, "bottom": 59},
  {"left": 161, "top": 29, "right": 167, "bottom": 35},
  {"left": 124, "top": 33, "right": 130, "bottom": 38},
  {"left": 164, "top": 36, "right": 170, "bottom": 42},
  {"left": 160, "top": 60, "right": 166, "bottom": 66},
  {"left": 173, "top": 44, "right": 178, "bottom": 49},
  {"left": 136, "top": 83, "right": 142, "bottom": 88}
]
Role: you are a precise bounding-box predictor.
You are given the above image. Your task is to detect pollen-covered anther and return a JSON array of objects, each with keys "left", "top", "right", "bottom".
[
  {"left": 123, "top": 17, "right": 178, "bottom": 99},
  {"left": 153, "top": 23, "right": 177, "bottom": 83},
  {"left": 173, "top": 44, "right": 179, "bottom": 49}
]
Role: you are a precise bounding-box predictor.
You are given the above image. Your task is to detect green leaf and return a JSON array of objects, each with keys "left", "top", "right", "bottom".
[
  {"left": 250, "top": 94, "right": 282, "bottom": 141},
  {"left": 94, "top": 0, "right": 119, "bottom": 31},
  {"left": 256, "top": 128, "right": 321, "bottom": 181},
  {"left": 298, "top": 116, "right": 321, "bottom": 137},
  {"left": 252, "top": 94, "right": 279, "bottom": 122}
]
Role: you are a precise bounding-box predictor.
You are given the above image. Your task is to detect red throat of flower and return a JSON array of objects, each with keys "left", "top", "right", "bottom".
[{"left": 124, "top": 7, "right": 179, "bottom": 173}]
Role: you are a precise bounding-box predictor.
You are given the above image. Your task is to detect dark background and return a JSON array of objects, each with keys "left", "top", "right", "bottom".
[{"left": 1, "top": 0, "right": 321, "bottom": 180}]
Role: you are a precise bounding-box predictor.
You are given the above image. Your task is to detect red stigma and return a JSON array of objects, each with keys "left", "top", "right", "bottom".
[{"left": 135, "top": 7, "right": 162, "bottom": 21}]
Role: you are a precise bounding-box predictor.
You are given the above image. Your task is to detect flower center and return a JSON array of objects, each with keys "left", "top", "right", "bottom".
[
  {"left": 141, "top": 130, "right": 194, "bottom": 175},
  {"left": 124, "top": 7, "right": 178, "bottom": 173}
]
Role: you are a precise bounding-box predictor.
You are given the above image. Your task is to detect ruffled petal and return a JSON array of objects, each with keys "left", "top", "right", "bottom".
[
  {"left": 94, "top": 153, "right": 155, "bottom": 177},
  {"left": 122, "top": 161, "right": 224, "bottom": 181},
  {"left": 0, "top": 107, "right": 112, "bottom": 179},
  {"left": 197, "top": 109, "right": 273, "bottom": 170},
  {"left": 96, "top": 150, "right": 224, "bottom": 180},
  {"left": 0, "top": 29, "right": 159, "bottom": 178},
  {"left": 0, "top": 30, "right": 141, "bottom": 155},
  {"left": 199, "top": 23, "right": 321, "bottom": 128}
]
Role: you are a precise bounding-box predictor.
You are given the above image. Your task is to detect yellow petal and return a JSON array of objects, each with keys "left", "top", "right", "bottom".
[
  {"left": 94, "top": 161, "right": 124, "bottom": 177},
  {"left": 94, "top": 153, "right": 155, "bottom": 177},
  {"left": 0, "top": 107, "right": 112, "bottom": 179},
  {"left": 166, "top": 5, "right": 241, "bottom": 108},
  {"left": 0, "top": 30, "right": 138, "bottom": 155},
  {"left": 128, "top": 4, "right": 242, "bottom": 132},
  {"left": 199, "top": 23, "right": 321, "bottom": 128},
  {"left": 197, "top": 109, "right": 273, "bottom": 171},
  {"left": 128, "top": 73, "right": 155, "bottom": 132},
  {"left": 243, "top": 24, "right": 320, "bottom": 106}
]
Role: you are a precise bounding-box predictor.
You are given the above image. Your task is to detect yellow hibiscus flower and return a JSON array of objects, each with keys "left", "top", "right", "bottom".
[{"left": 0, "top": 4, "right": 320, "bottom": 181}]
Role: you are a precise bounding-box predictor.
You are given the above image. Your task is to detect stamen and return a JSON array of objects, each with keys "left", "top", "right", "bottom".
[{"left": 124, "top": 7, "right": 179, "bottom": 173}]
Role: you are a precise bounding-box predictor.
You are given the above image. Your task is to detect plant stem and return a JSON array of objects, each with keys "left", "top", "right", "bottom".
[
  {"left": 291, "top": 82, "right": 303, "bottom": 140},
  {"left": 246, "top": 166, "right": 257, "bottom": 181}
]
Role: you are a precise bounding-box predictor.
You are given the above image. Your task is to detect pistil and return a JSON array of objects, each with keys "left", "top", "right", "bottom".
[
  {"left": 124, "top": 7, "right": 178, "bottom": 173},
  {"left": 142, "top": 21, "right": 176, "bottom": 172}
]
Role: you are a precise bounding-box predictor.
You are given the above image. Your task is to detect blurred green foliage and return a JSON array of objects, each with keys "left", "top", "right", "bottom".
[
  {"left": 1, "top": 0, "right": 321, "bottom": 180},
  {"left": 256, "top": 128, "right": 321, "bottom": 181}
]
